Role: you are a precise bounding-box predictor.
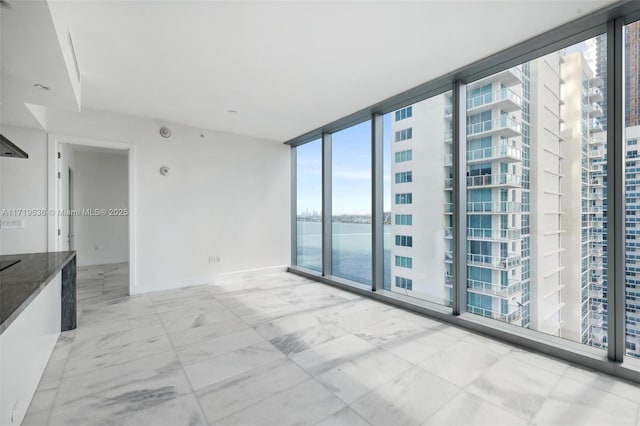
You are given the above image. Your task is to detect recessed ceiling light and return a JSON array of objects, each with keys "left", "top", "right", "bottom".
[
  {"left": 227, "top": 110, "right": 238, "bottom": 114},
  {"left": 33, "top": 83, "right": 50, "bottom": 91}
]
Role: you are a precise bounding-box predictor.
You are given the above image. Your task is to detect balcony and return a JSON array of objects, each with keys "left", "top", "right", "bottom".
[
  {"left": 591, "top": 136, "right": 605, "bottom": 146},
  {"left": 591, "top": 312, "right": 604, "bottom": 327},
  {"left": 467, "top": 253, "right": 522, "bottom": 270},
  {"left": 589, "top": 87, "right": 603, "bottom": 102},
  {"left": 589, "top": 118, "right": 604, "bottom": 133},
  {"left": 592, "top": 326, "right": 605, "bottom": 342},
  {"left": 590, "top": 76, "right": 604, "bottom": 88},
  {"left": 467, "top": 88, "right": 522, "bottom": 114},
  {"left": 590, "top": 177, "right": 604, "bottom": 187},
  {"left": 467, "top": 117, "right": 522, "bottom": 138},
  {"left": 445, "top": 129, "right": 453, "bottom": 141},
  {"left": 445, "top": 251, "right": 453, "bottom": 263},
  {"left": 590, "top": 147, "right": 605, "bottom": 159},
  {"left": 467, "top": 227, "right": 521, "bottom": 241},
  {"left": 467, "top": 201, "right": 521, "bottom": 213},
  {"left": 467, "top": 305, "right": 523, "bottom": 324},
  {"left": 470, "top": 66, "right": 523, "bottom": 89},
  {"left": 590, "top": 289, "right": 604, "bottom": 299},
  {"left": 467, "top": 143, "right": 522, "bottom": 163},
  {"left": 467, "top": 173, "right": 521, "bottom": 188},
  {"left": 444, "top": 178, "right": 453, "bottom": 189},
  {"left": 467, "top": 278, "right": 522, "bottom": 298},
  {"left": 592, "top": 303, "right": 605, "bottom": 314},
  {"left": 445, "top": 202, "right": 453, "bottom": 213},
  {"left": 589, "top": 103, "right": 604, "bottom": 118},
  {"left": 444, "top": 104, "right": 453, "bottom": 117},
  {"left": 444, "top": 274, "right": 454, "bottom": 287}
]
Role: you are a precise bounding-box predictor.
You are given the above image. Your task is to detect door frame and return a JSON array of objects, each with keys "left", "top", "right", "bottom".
[
  {"left": 68, "top": 166, "right": 74, "bottom": 251},
  {"left": 47, "top": 134, "right": 137, "bottom": 293}
]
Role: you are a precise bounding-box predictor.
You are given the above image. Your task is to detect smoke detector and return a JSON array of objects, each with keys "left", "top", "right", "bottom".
[{"left": 159, "top": 127, "right": 172, "bottom": 138}]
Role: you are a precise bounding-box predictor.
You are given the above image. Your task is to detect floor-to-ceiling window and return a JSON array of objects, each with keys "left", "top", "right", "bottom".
[
  {"left": 288, "top": 7, "right": 640, "bottom": 380},
  {"left": 463, "top": 35, "right": 607, "bottom": 352},
  {"left": 382, "top": 94, "right": 453, "bottom": 306},
  {"left": 332, "top": 121, "right": 372, "bottom": 285},
  {"left": 625, "top": 19, "right": 640, "bottom": 361},
  {"left": 296, "top": 138, "right": 322, "bottom": 272}
]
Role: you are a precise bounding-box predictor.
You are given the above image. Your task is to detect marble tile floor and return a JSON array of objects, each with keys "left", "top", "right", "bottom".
[{"left": 21, "top": 264, "right": 640, "bottom": 426}]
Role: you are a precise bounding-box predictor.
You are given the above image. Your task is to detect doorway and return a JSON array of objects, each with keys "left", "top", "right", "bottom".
[{"left": 48, "top": 135, "right": 136, "bottom": 294}]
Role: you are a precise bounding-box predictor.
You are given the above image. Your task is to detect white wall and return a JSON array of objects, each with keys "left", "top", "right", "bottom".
[
  {"left": 70, "top": 148, "right": 129, "bottom": 266},
  {"left": 0, "top": 126, "right": 49, "bottom": 255},
  {"left": 45, "top": 107, "right": 290, "bottom": 293}
]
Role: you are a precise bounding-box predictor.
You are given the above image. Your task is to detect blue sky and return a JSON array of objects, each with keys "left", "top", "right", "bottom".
[{"left": 296, "top": 115, "right": 392, "bottom": 215}]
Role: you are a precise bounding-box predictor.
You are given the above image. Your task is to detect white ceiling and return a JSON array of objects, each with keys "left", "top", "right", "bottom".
[
  {"left": 4, "top": 1, "right": 618, "bottom": 141},
  {"left": 0, "top": 0, "right": 79, "bottom": 129}
]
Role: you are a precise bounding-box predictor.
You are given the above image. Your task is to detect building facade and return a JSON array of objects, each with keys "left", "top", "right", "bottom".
[{"left": 388, "top": 41, "right": 607, "bottom": 347}]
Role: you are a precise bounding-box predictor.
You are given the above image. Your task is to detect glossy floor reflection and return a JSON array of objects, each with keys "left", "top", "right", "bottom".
[{"left": 22, "top": 265, "right": 640, "bottom": 425}]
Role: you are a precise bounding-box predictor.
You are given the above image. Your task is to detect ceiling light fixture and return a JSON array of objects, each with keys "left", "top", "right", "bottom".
[{"left": 33, "top": 83, "right": 50, "bottom": 91}]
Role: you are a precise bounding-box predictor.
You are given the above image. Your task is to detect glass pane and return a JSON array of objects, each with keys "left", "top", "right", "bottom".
[
  {"left": 383, "top": 97, "right": 453, "bottom": 306},
  {"left": 296, "top": 139, "right": 322, "bottom": 272},
  {"left": 464, "top": 34, "right": 607, "bottom": 352},
  {"left": 625, "top": 21, "right": 640, "bottom": 359},
  {"left": 332, "top": 121, "right": 372, "bottom": 285}
]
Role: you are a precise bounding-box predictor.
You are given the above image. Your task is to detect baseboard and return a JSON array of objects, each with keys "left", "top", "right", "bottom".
[
  {"left": 78, "top": 258, "right": 129, "bottom": 268},
  {"left": 211, "top": 265, "right": 288, "bottom": 283}
]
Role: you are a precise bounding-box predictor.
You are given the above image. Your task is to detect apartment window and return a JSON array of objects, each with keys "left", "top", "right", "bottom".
[
  {"left": 332, "top": 121, "right": 372, "bottom": 285},
  {"left": 395, "top": 256, "right": 413, "bottom": 269},
  {"left": 395, "top": 276, "right": 413, "bottom": 290},
  {"left": 463, "top": 34, "right": 607, "bottom": 352},
  {"left": 395, "top": 235, "right": 413, "bottom": 247},
  {"left": 395, "top": 171, "right": 413, "bottom": 184},
  {"left": 395, "top": 128, "right": 413, "bottom": 142},
  {"left": 395, "top": 149, "right": 413, "bottom": 163},
  {"left": 395, "top": 106, "right": 413, "bottom": 121},
  {"left": 384, "top": 95, "right": 453, "bottom": 304},
  {"left": 395, "top": 214, "right": 413, "bottom": 225},
  {"left": 285, "top": 9, "right": 640, "bottom": 380},
  {"left": 295, "top": 139, "right": 322, "bottom": 272},
  {"left": 626, "top": 20, "right": 640, "bottom": 361},
  {"left": 395, "top": 193, "right": 413, "bottom": 204}
]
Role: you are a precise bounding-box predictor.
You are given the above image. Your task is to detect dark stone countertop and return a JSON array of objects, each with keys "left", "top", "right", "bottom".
[{"left": 0, "top": 251, "right": 76, "bottom": 334}]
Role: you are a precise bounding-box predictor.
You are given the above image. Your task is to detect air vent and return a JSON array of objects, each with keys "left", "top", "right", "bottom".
[{"left": 68, "top": 31, "right": 81, "bottom": 83}]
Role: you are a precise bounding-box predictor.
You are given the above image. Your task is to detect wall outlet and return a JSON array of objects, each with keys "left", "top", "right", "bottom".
[
  {"left": 0, "top": 219, "right": 24, "bottom": 229},
  {"left": 208, "top": 256, "right": 221, "bottom": 264}
]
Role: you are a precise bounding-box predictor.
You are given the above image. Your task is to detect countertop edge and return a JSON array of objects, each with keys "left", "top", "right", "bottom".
[{"left": 0, "top": 252, "right": 76, "bottom": 335}]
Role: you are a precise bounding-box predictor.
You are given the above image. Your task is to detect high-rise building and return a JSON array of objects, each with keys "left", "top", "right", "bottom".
[
  {"left": 388, "top": 41, "right": 606, "bottom": 346},
  {"left": 597, "top": 21, "right": 640, "bottom": 129},
  {"left": 593, "top": 25, "right": 640, "bottom": 358}
]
